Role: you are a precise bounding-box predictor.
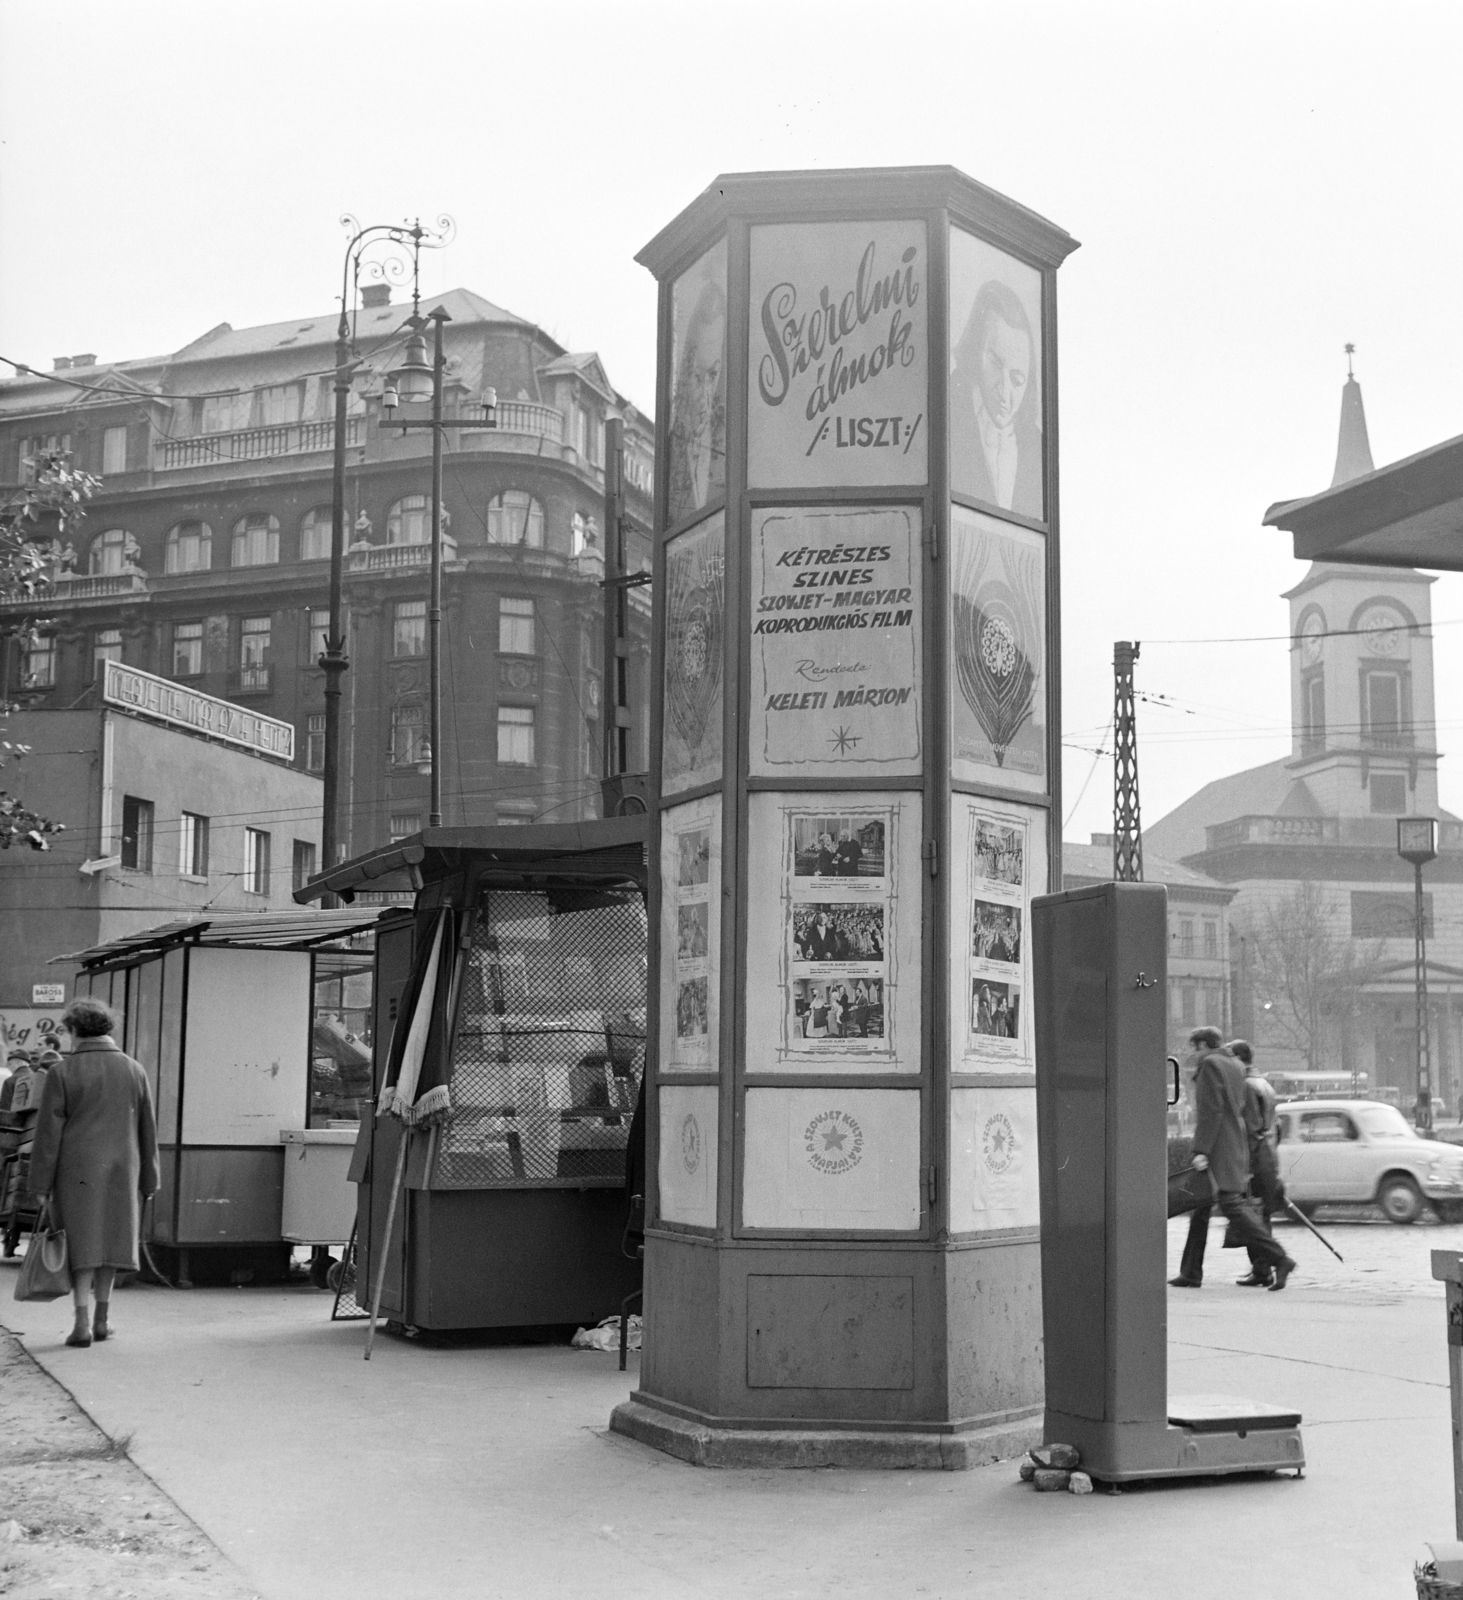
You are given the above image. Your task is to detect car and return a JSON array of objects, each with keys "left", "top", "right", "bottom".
[{"left": 1273, "top": 1098, "right": 1463, "bottom": 1225}]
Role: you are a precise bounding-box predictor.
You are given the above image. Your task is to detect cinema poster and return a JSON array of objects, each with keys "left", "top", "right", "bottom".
[
  {"left": 743, "top": 791, "right": 922, "bottom": 1075},
  {"left": 662, "top": 511, "right": 725, "bottom": 794},
  {"left": 951, "top": 796, "right": 1046, "bottom": 1072},
  {"left": 666, "top": 238, "right": 727, "bottom": 529},
  {"left": 949, "top": 505, "right": 1046, "bottom": 795},
  {"left": 749, "top": 505, "right": 922, "bottom": 779},
  {"left": 659, "top": 794, "right": 721, "bottom": 1073},
  {"left": 748, "top": 219, "right": 927, "bottom": 489}
]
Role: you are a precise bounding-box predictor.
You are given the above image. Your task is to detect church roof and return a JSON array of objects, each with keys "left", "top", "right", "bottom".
[
  {"left": 1062, "top": 840, "right": 1235, "bottom": 896},
  {"left": 1142, "top": 758, "right": 1296, "bottom": 861}
]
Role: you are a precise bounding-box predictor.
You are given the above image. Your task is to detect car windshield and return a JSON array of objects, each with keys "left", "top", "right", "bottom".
[{"left": 1352, "top": 1104, "right": 1418, "bottom": 1141}]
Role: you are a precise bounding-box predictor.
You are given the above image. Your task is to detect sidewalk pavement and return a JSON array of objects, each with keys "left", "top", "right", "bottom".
[{"left": 0, "top": 1240, "right": 1452, "bottom": 1600}]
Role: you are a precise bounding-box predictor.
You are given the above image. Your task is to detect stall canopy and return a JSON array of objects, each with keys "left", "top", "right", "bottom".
[
  {"left": 1265, "top": 431, "right": 1463, "bottom": 572},
  {"left": 292, "top": 820, "right": 649, "bottom": 906},
  {"left": 54, "top": 908, "right": 387, "bottom": 967}
]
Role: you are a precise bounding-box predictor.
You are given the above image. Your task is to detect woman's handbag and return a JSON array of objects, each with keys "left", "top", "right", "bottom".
[
  {"left": 1167, "top": 1163, "right": 1219, "bottom": 1218},
  {"left": 13, "top": 1201, "right": 70, "bottom": 1301}
]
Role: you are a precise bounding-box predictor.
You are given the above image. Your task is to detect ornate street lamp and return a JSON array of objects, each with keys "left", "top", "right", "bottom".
[
  {"left": 380, "top": 281, "right": 497, "bottom": 829},
  {"left": 1398, "top": 814, "right": 1439, "bottom": 1133},
  {"left": 320, "top": 216, "right": 451, "bottom": 890}
]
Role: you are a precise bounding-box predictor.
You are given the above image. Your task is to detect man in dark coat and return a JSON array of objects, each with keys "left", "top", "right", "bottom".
[
  {"left": 1170, "top": 1027, "right": 1296, "bottom": 1291},
  {"left": 1229, "top": 1040, "right": 1285, "bottom": 1286},
  {"left": 30, "top": 998, "right": 158, "bottom": 1347}
]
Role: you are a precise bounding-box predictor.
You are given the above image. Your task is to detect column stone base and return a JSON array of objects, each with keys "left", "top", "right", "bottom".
[{"left": 609, "top": 1396, "right": 1040, "bottom": 1470}]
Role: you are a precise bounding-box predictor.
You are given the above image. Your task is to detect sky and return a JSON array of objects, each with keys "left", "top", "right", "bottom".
[{"left": 2, "top": 0, "right": 1460, "bottom": 844}]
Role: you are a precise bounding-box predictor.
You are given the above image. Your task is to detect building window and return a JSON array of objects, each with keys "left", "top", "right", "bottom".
[
  {"left": 1177, "top": 919, "right": 1194, "bottom": 957},
  {"left": 305, "top": 714, "right": 326, "bottom": 773},
  {"left": 102, "top": 426, "right": 128, "bottom": 475},
  {"left": 20, "top": 433, "right": 71, "bottom": 479},
  {"left": 486, "top": 491, "right": 544, "bottom": 549},
  {"left": 497, "top": 706, "right": 535, "bottom": 766},
  {"left": 386, "top": 495, "right": 430, "bottom": 546},
  {"left": 1202, "top": 920, "right": 1218, "bottom": 960},
  {"left": 1362, "top": 669, "right": 1408, "bottom": 750},
  {"left": 571, "top": 512, "right": 597, "bottom": 557},
  {"left": 172, "top": 621, "right": 203, "bottom": 678},
  {"left": 21, "top": 633, "right": 55, "bottom": 688},
  {"left": 257, "top": 384, "right": 302, "bottom": 427},
  {"left": 391, "top": 702, "right": 428, "bottom": 766},
  {"left": 165, "top": 521, "right": 212, "bottom": 574},
  {"left": 1180, "top": 985, "right": 1196, "bottom": 1027},
  {"left": 300, "top": 507, "right": 333, "bottom": 561},
  {"left": 1369, "top": 773, "right": 1407, "bottom": 814},
  {"left": 1301, "top": 673, "right": 1325, "bottom": 756},
  {"left": 239, "top": 616, "right": 270, "bottom": 690},
  {"left": 498, "top": 597, "right": 535, "bottom": 655},
  {"left": 307, "top": 608, "right": 330, "bottom": 664},
  {"left": 93, "top": 628, "right": 123, "bottom": 678},
  {"left": 121, "top": 796, "right": 154, "bottom": 872},
  {"left": 389, "top": 813, "right": 422, "bottom": 842},
  {"left": 393, "top": 599, "right": 427, "bottom": 658},
  {"left": 244, "top": 828, "right": 271, "bottom": 895},
  {"left": 199, "top": 394, "right": 242, "bottom": 434},
  {"left": 291, "top": 839, "right": 316, "bottom": 891},
  {"left": 179, "top": 812, "right": 209, "bottom": 878},
  {"left": 88, "top": 528, "right": 135, "bottom": 575},
  {"left": 231, "top": 513, "right": 280, "bottom": 568}
]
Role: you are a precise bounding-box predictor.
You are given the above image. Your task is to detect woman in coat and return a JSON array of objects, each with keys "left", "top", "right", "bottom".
[{"left": 29, "top": 997, "right": 158, "bottom": 1348}]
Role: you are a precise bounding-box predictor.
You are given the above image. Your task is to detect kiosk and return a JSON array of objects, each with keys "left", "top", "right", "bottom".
[
  {"left": 300, "top": 821, "right": 648, "bottom": 1333},
  {"left": 612, "top": 167, "right": 1078, "bottom": 1466},
  {"left": 1032, "top": 881, "right": 1304, "bottom": 1481},
  {"left": 61, "top": 909, "right": 383, "bottom": 1284}
]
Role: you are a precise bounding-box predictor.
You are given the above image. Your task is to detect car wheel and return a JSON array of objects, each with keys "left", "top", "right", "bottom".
[{"left": 1378, "top": 1177, "right": 1424, "bottom": 1225}]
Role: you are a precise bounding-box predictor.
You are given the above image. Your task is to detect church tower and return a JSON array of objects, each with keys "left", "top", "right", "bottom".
[{"left": 1282, "top": 352, "right": 1439, "bottom": 821}]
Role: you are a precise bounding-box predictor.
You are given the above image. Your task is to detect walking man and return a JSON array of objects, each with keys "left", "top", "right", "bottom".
[
  {"left": 1229, "top": 1039, "right": 1285, "bottom": 1286},
  {"left": 1170, "top": 1027, "right": 1296, "bottom": 1291}
]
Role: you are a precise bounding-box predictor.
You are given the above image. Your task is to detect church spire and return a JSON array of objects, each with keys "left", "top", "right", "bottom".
[{"left": 1331, "top": 343, "right": 1375, "bottom": 486}]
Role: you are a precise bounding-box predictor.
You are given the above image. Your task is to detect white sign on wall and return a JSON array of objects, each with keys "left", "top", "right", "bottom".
[
  {"left": 31, "top": 985, "right": 66, "bottom": 1007},
  {"left": 658, "top": 1084, "right": 718, "bottom": 1229},
  {"left": 748, "top": 220, "right": 928, "bottom": 488},
  {"left": 104, "top": 659, "right": 295, "bottom": 762},
  {"left": 949, "top": 1087, "right": 1039, "bottom": 1232},
  {"left": 742, "top": 1087, "right": 920, "bottom": 1231}
]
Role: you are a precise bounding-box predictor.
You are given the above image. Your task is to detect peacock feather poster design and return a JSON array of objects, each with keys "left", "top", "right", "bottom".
[
  {"left": 663, "top": 511, "right": 725, "bottom": 794},
  {"left": 950, "top": 507, "right": 1046, "bottom": 792}
]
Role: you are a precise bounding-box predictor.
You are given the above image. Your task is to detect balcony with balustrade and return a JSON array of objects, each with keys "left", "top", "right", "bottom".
[
  {"left": 0, "top": 568, "right": 151, "bottom": 613},
  {"left": 346, "top": 533, "right": 458, "bottom": 576},
  {"left": 155, "top": 416, "right": 366, "bottom": 472}
]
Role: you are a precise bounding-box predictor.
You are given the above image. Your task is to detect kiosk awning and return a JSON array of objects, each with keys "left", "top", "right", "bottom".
[
  {"left": 1264, "top": 431, "right": 1463, "bottom": 571},
  {"left": 293, "top": 818, "right": 650, "bottom": 905},
  {"left": 54, "top": 908, "right": 388, "bottom": 967}
]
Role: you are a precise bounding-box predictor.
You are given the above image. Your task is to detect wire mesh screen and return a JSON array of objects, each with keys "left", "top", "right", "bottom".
[{"left": 434, "top": 885, "right": 647, "bottom": 1189}]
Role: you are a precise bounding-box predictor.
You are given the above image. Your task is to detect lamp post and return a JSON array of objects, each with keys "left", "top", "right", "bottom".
[
  {"left": 321, "top": 216, "right": 452, "bottom": 886},
  {"left": 1398, "top": 815, "right": 1439, "bottom": 1133},
  {"left": 380, "top": 282, "right": 496, "bottom": 829}
]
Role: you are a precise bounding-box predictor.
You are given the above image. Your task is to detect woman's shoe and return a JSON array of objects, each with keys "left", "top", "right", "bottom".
[
  {"left": 92, "top": 1304, "right": 110, "bottom": 1342},
  {"left": 66, "top": 1313, "right": 92, "bottom": 1348}
]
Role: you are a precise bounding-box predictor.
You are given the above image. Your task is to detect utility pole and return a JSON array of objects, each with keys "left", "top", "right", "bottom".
[{"left": 1113, "top": 640, "right": 1143, "bottom": 882}]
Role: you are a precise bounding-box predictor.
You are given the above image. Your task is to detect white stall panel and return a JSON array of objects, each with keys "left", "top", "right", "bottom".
[
  {"left": 742, "top": 1088, "right": 920, "bottom": 1232},
  {"left": 182, "top": 948, "right": 310, "bottom": 1145},
  {"left": 948, "top": 1086, "right": 1039, "bottom": 1233},
  {"left": 658, "top": 1085, "right": 718, "bottom": 1229}
]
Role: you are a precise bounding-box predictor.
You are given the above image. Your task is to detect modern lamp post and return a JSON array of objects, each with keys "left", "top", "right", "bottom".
[
  {"left": 380, "top": 283, "right": 497, "bottom": 828},
  {"left": 1398, "top": 814, "right": 1439, "bottom": 1133},
  {"left": 321, "top": 216, "right": 453, "bottom": 886}
]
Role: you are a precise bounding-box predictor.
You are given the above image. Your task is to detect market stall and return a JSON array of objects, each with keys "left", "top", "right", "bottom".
[
  {"left": 296, "top": 820, "right": 647, "bottom": 1332},
  {"left": 58, "top": 909, "right": 384, "bottom": 1285}
]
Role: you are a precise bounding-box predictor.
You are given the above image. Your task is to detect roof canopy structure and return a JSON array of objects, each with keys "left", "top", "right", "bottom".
[
  {"left": 1265, "top": 430, "right": 1463, "bottom": 573},
  {"left": 55, "top": 908, "right": 386, "bottom": 967}
]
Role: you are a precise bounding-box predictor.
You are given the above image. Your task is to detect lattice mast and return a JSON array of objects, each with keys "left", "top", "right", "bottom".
[{"left": 1113, "top": 641, "right": 1143, "bottom": 882}]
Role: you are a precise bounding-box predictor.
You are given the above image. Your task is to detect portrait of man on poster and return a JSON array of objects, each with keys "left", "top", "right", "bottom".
[
  {"left": 949, "top": 263, "right": 1043, "bottom": 520},
  {"left": 667, "top": 246, "right": 727, "bottom": 527}
]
